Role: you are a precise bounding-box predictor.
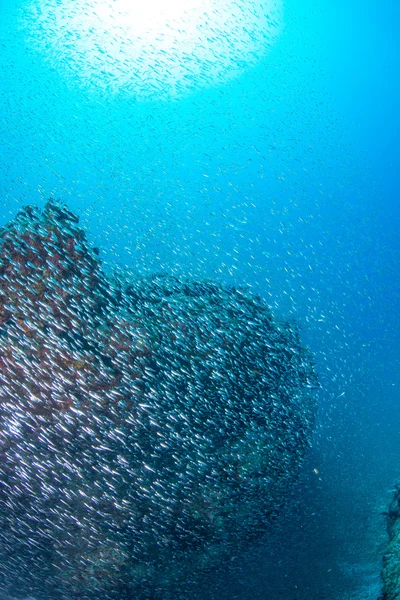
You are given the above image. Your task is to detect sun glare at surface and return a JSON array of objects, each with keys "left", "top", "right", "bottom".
[{"left": 20, "top": 0, "right": 284, "bottom": 100}]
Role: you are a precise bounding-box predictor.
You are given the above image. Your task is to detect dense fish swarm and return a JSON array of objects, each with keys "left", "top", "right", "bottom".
[{"left": 0, "top": 201, "right": 318, "bottom": 599}]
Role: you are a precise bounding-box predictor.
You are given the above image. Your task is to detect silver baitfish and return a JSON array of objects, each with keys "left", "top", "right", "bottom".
[{"left": 0, "top": 201, "right": 318, "bottom": 599}]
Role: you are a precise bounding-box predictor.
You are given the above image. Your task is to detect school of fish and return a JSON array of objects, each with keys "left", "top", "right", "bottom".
[{"left": 0, "top": 201, "right": 318, "bottom": 599}]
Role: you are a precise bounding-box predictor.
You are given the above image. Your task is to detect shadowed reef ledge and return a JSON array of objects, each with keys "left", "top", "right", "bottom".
[{"left": 381, "top": 486, "right": 400, "bottom": 599}]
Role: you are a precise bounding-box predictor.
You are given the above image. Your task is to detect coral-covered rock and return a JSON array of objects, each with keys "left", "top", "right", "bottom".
[
  {"left": 0, "top": 201, "right": 318, "bottom": 599},
  {"left": 380, "top": 486, "right": 400, "bottom": 599}
]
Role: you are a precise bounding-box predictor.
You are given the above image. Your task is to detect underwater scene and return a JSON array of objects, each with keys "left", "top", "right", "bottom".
[{"left": 0, "top": 0, "right": 399, "bottom": 598}]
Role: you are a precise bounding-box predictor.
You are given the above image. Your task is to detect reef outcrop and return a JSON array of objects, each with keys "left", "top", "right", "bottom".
[
  {"left": 381, "top": 486, "right": 400, "bottom": 599},
  {"left": 0, "top": 201, "right": 318, "bottom": 599}
]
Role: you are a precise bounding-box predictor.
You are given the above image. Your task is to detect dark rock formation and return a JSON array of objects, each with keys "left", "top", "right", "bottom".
[
  {"left": 381, "top": 486, "right": 400, "bottom": 599},
  {"left": 0, "top": 201, "right": 318, "bottom": 599}
]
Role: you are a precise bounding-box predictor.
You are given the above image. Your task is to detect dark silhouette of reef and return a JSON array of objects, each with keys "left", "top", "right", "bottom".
[
  {"left": 380, "top": 486, "right": 400, "bottom": 599},
  {"left": 0, "top": 201, "right": 318, "bottom": 599}
]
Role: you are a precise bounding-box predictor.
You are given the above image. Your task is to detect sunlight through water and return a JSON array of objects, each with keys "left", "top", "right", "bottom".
[{"left": 20, "top": 0, "right": 283, "bottom": 99}]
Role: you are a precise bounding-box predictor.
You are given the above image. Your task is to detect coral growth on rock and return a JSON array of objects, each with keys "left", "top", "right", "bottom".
[
  {"left": 0, "top": 201, "right": 318, "bottom": 599},
  {"left": 380, "top": 486, "right": 400, "bottom": 599}
]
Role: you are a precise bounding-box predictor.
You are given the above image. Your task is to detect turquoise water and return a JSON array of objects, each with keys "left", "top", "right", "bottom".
[{"left": 0, "top": 0, "right": 399, "bottom": 598}]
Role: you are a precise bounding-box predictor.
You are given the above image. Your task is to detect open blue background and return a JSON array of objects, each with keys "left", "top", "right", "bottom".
[{"left": 0, "top": 0, "right": 399, "bottom": 597}]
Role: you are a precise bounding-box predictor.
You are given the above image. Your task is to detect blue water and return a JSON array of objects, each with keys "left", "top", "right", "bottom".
[{"left": 0, "top": 0, "right": 399, "bottom": 598}]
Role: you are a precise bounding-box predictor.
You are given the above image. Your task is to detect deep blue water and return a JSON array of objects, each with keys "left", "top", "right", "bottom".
[{"left": 0, "top": 0, "right": 399, "bottom": 598}]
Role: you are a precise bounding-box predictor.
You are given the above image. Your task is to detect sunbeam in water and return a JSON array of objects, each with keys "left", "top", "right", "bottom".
[{"left": 19, "top": 0, "right": 283, "bottom": 99}]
